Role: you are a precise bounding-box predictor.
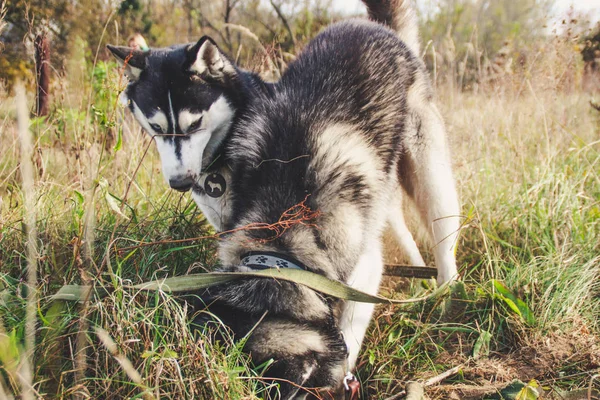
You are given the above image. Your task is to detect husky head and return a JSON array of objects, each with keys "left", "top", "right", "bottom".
[{"left": 108, "top": 37, "right": 238, "bottom": 192}]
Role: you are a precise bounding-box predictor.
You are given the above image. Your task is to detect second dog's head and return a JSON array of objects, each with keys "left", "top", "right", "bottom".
[{"left": 108, "top": 37, "right": 238, "bottom": 193}]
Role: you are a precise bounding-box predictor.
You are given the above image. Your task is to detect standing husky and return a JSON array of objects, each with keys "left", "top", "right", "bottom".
[
  {"left": 110, "top": 0, "right": 460, "bottom": 397},
  {"left": 212, "top": 0, "right": 460, "bottom": 384},
  {"left": 107, "top": 2, "right": 454, "bottom": 281}
]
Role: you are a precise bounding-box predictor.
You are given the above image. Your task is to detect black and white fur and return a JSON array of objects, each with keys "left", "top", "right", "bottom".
[
  {"left": 108, "top": 37, "right": 273, "bottom": 230},
  {"left": 110, "top": 0, "right": 461, "bottom": 397}
]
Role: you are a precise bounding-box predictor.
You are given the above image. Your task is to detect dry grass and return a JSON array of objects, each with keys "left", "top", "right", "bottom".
[{"left": 0, "top": 18, "right": 599, "bottom": 400}]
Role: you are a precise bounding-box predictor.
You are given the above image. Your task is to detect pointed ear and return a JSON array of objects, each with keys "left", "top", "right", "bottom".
[
  {"left": 107, "top": 45, "right": 147, "bottom": 81},
  {"left": 185, "top": 36, "right": 237, "bottom": 82}
]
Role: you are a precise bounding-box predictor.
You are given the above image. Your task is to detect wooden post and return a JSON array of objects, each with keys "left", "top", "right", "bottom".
[{"left": 34, "top": 34, "right": 50, "bottom": 117}]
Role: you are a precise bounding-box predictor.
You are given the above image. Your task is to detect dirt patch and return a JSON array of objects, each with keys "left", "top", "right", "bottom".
[{"left": 430, "top": 322, "right": 600, "bottom": 399}]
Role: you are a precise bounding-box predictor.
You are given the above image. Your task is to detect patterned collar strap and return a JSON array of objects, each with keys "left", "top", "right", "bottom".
[{"left": 240, "top": 252, "right": 306, "bottom": 271}]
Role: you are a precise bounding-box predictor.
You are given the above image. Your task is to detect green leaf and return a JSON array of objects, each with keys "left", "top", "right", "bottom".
[
  {"left": 368, "top": 350, "right": 376, "bottom": 365},
  {"left": 496, "top": 295, "right": 522, "bottom": 318},
  {"left": 472, "top": 330, "right": 492, "bottom": 358},
  {"left": 253, "top": 358, "right": 274, "bottom": 374},
  {"left": 450, "top": 281, "right": 468, "bottom": 299},
  {"left": 515, "top": 380, "right": 540, "bottom": 400},
  {"left": 141, "top": 350, "right": 155, "bottom": 359},
  {"left": 106, "top": 192, "right": 129, "bottom": 220},
  {"left": 113, "top": 126, "right": 123, "bottom": 152},
  {"left": 105, "top": 191, "right": 137, "bottom": 223},
  {"left": 227, "top": 366, "right": 247, "bottom": 377},
  {"left": 484, "top": 380, "right": 526, "bottom": 399},
  {"left": 388, "top": 328, "right": 402, "bottom": 344},
  {"left": 162, "top": 349, "right": 178, "bottom": 358},
  {"left": 0, "top": 329, "right": 21, "bottom": 371},
  {"left": 73, "top": 190, "right": 84, "bottom": 205},
  {"left": 492, "top": 280, "right": 535, "bottom": 326},
  {"left": 39, "top": 301, "right": 64, "bottom": 327}
]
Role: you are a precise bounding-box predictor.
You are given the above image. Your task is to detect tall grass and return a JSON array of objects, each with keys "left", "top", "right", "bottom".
[{"left": 0, "top": 19, "right": 599, "bottom": 400}]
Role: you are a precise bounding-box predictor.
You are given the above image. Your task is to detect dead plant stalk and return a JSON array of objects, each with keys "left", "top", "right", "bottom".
[{"left": 16, "top": 83, "right": 37, "bottom": 400}]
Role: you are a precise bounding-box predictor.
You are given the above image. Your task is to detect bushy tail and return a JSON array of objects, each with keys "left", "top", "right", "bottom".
[{"left": 361, "top": 0, "right": 420, "bottom": 55}]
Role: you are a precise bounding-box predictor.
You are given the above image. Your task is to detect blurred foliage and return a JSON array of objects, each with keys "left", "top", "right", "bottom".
[
  {"left": 418, "top": 0, "right": 555, "bottom": 88},
  {"left": 582, "top": 22, "right": 600, "bottom": 64},
  {"left": 118, "top": 0, "right": 154, "bottom": 40},
  {"left": 420, "top": 0, "right": 554, "bottom": 58},
  {"left": 2, "top": 0, "right": 592, "bottom": 93},
  {"left": 0, "top": 0, "right": 113, "bottom": 88}
]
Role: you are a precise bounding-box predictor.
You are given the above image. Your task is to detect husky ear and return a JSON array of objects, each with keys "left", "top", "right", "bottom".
[
  {"left": 185, "top": 36, "right": 237, "bottom": 82},
  {"left": 107, "top": 45, "right": 147, "bottom": 81}
]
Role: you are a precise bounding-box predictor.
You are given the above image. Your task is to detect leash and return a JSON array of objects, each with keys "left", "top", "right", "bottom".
[
  {"left": 383, "top": 264, "right": 437, "bottom": 279},
  {"left": 240, "top": 251, "right": 439, "bottom": 278},
  {"left": 51, "top": 267, "right": 447, "bottom": 304}
]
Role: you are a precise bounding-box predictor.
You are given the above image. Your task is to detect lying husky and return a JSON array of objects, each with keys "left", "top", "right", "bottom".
[{"left": 110, "top": 0, "right": 460, "bottom": 397}]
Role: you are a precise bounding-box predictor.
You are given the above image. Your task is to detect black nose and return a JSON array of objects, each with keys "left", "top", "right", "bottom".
[{"left": 169, "top": 176, "right": 194, "bottom": 192}]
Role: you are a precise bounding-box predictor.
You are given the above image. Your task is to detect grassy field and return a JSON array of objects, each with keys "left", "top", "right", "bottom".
[{"left": 1, "top": 26, "right": 599, "bottom": 400}]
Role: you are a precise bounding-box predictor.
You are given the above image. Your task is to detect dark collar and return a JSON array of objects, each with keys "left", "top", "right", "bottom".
[
  {"left": 202, "top": 151, "right": 226, "bottom": 174},
  {"left": 240, "top": 251, "right": 307, "bottom": 271}
]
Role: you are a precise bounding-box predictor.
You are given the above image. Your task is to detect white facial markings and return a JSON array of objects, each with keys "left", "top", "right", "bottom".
[
  {"left": 178, "top": 110, "right": 205, "bottom": 133},
  {"left": 204, "top": 96, "right": 234, "bottom": 132},
  {"left": 154, "top": 136, "right": 180, "bottom": 184},
  {"left": 167, "top": 90, "right": 178, "bottom": 133},
  {"left": 155, "top": 128, "right": 213, "bottom": 187},
  {"left": 129, "top": 94, "right": 235, "bottom": 233},
  {"left": 178, "top": 130, "right": 211, "bottom": 174},
  {"left": 130, "top": 98, "right": 168, "bottom": 136},
  {"left": 147, "top": 111, "right": 168, "bottom": 134},
  {"left": 131, "top": 100, "right": 156, "bottom": 135},
  {"left": 201, "top": 96, "right": 234, "bottom": 160}
]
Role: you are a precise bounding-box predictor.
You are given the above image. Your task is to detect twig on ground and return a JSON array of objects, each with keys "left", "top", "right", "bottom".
[
  {"left": 589, "top": 374, "right": 599, "bottom": 400},
  {"left": 424, "top": 366, "right": 463, "bottom": 387},
  {"left": 383, "top": 365, "right": 462, "bottom": 400},
  {"left": 116, "top": 195, "right": 321, "bottom": 253},
  {"left": 404, "top": 382, "right": 425, "bottom": 400}
]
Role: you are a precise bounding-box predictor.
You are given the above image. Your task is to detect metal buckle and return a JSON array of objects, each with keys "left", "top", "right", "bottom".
[
  {"left": 343, "top": 372, "right": 355, "bottom": 391},
  {"left": 343, "top": 372, "right": 360, "bottom": 400}
]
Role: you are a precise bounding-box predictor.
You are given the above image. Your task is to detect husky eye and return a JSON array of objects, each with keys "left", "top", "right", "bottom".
[
  {"left": 187, "top": 117, "right": 203, "bottom": 133},
  {"left": 149, "top": 123, "right": 163, "bottom": 133}
]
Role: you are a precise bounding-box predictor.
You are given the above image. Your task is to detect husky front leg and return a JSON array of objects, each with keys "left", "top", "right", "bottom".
[
  {"left": 401, "top": 98, "right": 461, "bottom": 284},
  {"left": 339, "top": 241, "right": 384, "bottom": 369}
]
